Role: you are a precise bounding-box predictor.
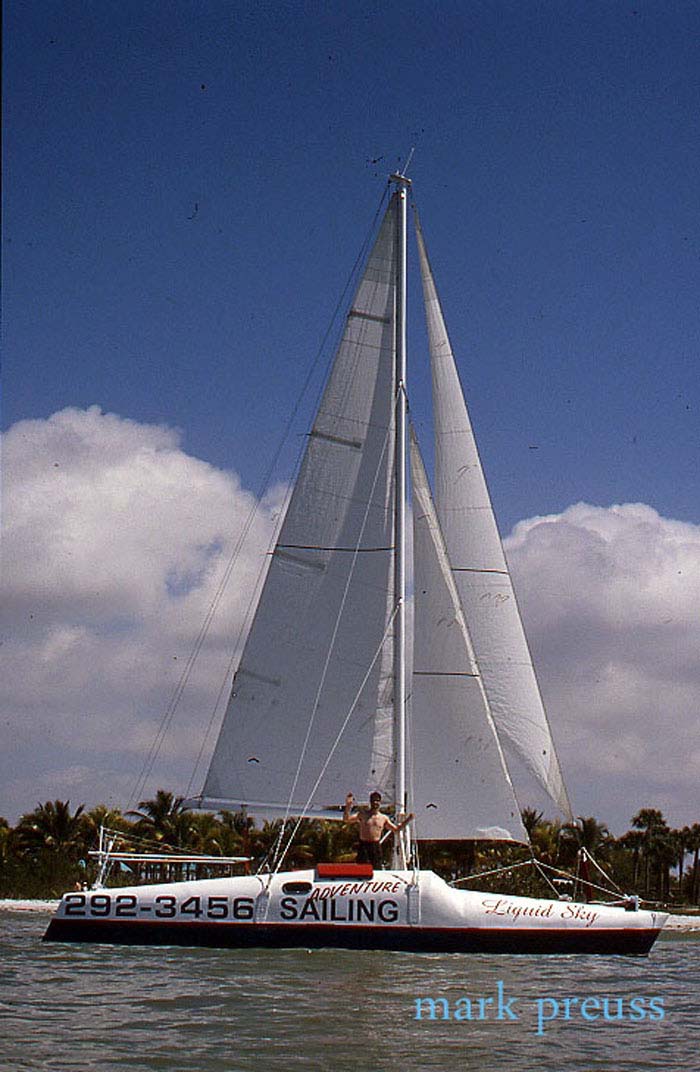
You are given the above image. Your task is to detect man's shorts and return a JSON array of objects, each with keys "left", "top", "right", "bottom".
[{"left": 356, "top": 840, "right": 384, "bottom": 867}]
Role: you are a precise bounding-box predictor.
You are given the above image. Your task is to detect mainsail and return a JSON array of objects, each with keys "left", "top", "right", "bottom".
[
  {"left": 410, "top": 431, "right": 527, "bottom": 842},
  {"left": 415, "top": 219, "right": 572, "bottom": 819},
  {"left": 202, "top": 203, "right": 398, "bottom": 816}
]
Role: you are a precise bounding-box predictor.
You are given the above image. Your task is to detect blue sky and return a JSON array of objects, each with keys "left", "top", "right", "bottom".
[
  {"left": 6, "top": 0, "right": 699, "bottom": 526},
  {"left": 3, "top": 1, "right": 700, "bottom": 829}
]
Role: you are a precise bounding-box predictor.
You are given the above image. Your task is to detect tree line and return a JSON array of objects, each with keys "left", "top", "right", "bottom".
[{"left": 1, "top": 790, "right": 699, "bottom": 907}]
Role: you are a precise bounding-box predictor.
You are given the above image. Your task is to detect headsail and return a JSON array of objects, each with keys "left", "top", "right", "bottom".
[
  {"left": 410, "top": 431, "right": 528, "bottom": 842},
  {"left": 201, "top": 201, "right": 398, "bottom": 818},
  {"left": 416, "top": 219, "right": 572, "bottom": 819}
]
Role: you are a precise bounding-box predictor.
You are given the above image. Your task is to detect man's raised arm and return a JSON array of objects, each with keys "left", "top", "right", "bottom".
[{"left": 344, "top": 792, "right": 360, "bottom": 824}]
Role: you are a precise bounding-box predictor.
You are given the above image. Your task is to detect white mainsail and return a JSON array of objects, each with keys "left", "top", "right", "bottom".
[
  {"left": 202, "top": 202, "right": 398, "bottom": 816},
  {"left": 410, "top": 431, "right": 528, "bottom": 842},
  {"left": 415, "top": 219, "right": 572, "bottom": 819}
]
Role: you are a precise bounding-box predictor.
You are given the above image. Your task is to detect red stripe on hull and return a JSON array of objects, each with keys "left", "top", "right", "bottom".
[{"left": 43, "top": 918, "right": 660, "bottom": 955}]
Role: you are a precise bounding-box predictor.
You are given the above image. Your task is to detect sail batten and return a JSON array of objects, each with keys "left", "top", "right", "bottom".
[{"left": 416, "top": 218, "right": 572, "bottom": 820}]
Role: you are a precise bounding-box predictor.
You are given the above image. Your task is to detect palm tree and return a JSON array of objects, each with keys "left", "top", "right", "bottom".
[
  {"left": 127, "top": 789, "right": 194, "bottom": 849},
  {"left": 615, "top": 829, "right": 644, "bottom": 890},
  {"left": 307, "top": 819, "right": 356, "bottom": 864},
  {"left": 560, "top": 817, "right": 611, "bottom": 865},
  {"left": 14, "top": 800, "right": 86, "bottom": 859},
  {"left": 76, "top": 805, "right": 132, "bottom": 886},
  {"left": 675, "top": 827, "right": 690, "bottom": 894},
  {"left": 529, "top": 819, "right": 561, "bottom": 868},
  {"left": 13, "top": 800, "right": 87, "bottom": 894},
  {"left": 217, "top": 809, "right": 254, "bottom": 852},
  {"left": 0, "top": 817, "right": 11, "bottom": 878},
  {"left": 278, "top": 818, "right": 316, "bottom": 869},
  {"left": 189, "top": 812, "right": 225, "bottom": 855},
  {"left": 216, "top": 809, "right": 256, "bottom": 871},
  {"left": 631, "top": 809, "right": 672, "bottom": 899},
  {"left": 557, "top": 816, "right": 611, "bottom": 899},
  {"left": 684, "top": 823, "right": 700, "bottom": 905},
  {"left": 80, "top": 804, "right": 129, "bottom": 846},
  {"left": 650, "top": 829, "right": 676, "bottom": 901},
  {"left": 0, "top": 817, "right": 9, "bottom": 856},
  {"left": 521, "top": 808, "right": 545, "bottom": 840},
  {"left": 250, "top": 819, "right": 285, "bottom": 869}
]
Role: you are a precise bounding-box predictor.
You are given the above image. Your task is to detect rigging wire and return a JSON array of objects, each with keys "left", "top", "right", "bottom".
[
  {"left": 449, "top": 856, "right": 628, "bottom": 903},
  {"left": 532, "top": 857, "right": 564, "bottom": 898},
  {"left": 127, "top": 186, "right": 390, "bottom": 809},
  {"left": 579, "top": 846, "right": 625, "bottom": 897}
]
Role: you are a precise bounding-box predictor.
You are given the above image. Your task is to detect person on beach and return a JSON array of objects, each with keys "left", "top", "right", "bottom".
[{"left": 343, "top": 791, "right": 413, "bottom": 868}]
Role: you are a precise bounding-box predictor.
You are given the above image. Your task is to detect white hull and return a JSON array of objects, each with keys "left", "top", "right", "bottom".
[{"left": 44, "top": 867, "right": 665, "bottom": 955}]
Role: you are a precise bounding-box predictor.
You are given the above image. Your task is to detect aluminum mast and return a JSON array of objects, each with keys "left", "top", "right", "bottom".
[{"left": 389, "top": 171, "right": 411, "bottom": 867}]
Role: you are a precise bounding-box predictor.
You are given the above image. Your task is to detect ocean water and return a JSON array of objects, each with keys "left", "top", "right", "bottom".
[{"left": 1, "top": 908, "right": 698, "bottom": 1072}]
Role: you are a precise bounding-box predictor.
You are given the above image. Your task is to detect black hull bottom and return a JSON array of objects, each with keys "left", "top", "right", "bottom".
[{"left": 43, "top": 919, "right": 659, "bottom": 955}]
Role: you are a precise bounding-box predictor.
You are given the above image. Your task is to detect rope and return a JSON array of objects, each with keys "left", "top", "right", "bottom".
[{"left": 449, "top": 859, "right": 537, "bottom": 886}]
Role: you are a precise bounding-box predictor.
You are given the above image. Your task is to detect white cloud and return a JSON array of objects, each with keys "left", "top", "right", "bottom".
[
  {"left": 1, "top": 407, "right": 280, "bottom": 821},
  {"left": 504, "top": 502, "right": 700, "bottom": 831},
  {"left": 2, "top": 411, "right": 698, "bottom": 835}
]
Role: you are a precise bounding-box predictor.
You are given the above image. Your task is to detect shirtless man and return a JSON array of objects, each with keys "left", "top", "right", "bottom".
[{"left": 343, "top": 791, "right": 413, "bottom": 868}]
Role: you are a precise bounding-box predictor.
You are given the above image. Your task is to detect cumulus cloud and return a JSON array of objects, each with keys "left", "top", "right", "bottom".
[
  {"left": 1, "top": 407, "right": 281, "bottom": 821},
  {"left": 505, "top": 502, "right": 700, "bottom": 831},
  {"left": 2, "top": 409, "right": 698, "bottom": 834}
]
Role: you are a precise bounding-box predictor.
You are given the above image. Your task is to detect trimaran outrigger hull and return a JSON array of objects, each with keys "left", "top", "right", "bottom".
[{"left": 44, "top": 868, "right": 665, "bottom": 954}]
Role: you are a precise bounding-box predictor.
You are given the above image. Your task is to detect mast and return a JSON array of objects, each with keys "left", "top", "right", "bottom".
[{"left": 389, "top": 171, "right": 411, "bottom": 867}]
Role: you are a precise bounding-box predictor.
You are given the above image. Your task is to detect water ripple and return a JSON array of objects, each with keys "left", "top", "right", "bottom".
[{"left": 0, "top": 911, "right": 697, "bottom": 1071}]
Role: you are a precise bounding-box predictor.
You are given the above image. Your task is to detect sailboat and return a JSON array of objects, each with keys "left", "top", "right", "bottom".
[{"left": 45, "top": 173, "right": 666, "bottom": 953}]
